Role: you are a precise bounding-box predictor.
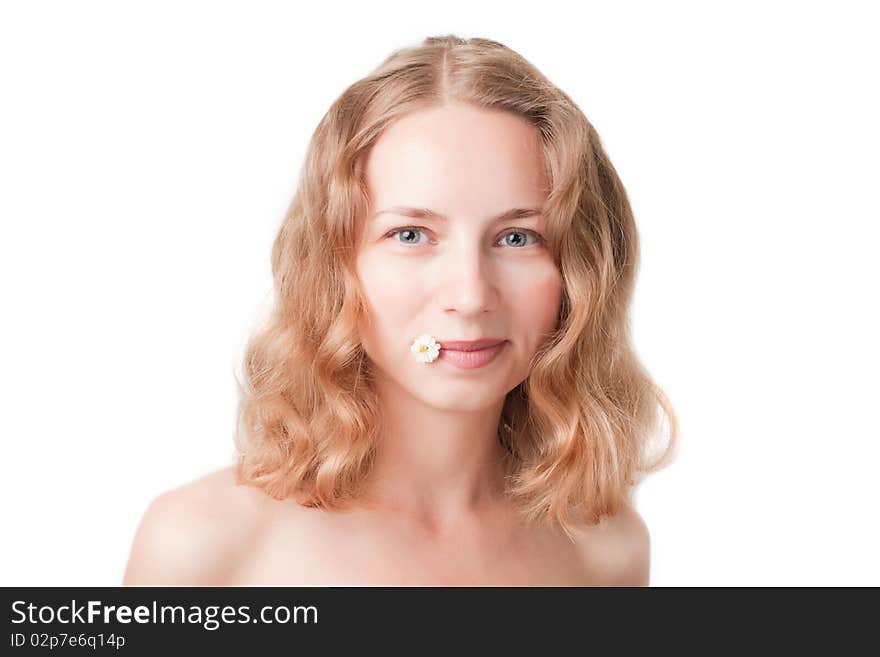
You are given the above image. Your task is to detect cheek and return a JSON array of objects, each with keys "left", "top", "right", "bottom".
[
  {"left": 508, "top": 267, "right": 564, "bottom": 358},
  {"left": 508, "top": 267, "right": 564, "bottom": 338},
  {"left": 355, "top": 253, "right": 426, "bottom": 351},
  {"left": 358, "top": 254, "right": 413, "bottom": 318}
]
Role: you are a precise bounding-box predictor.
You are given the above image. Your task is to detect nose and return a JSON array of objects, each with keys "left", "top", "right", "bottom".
[{"left": 437, "top": 239, "right": 498, "bottom": 316}]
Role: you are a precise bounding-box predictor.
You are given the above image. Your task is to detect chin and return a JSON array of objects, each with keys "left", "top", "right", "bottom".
[{"left": 416, "top": 387, "right": 507, "bottom": 412}]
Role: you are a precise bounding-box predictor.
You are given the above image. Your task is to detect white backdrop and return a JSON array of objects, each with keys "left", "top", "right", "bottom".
[{"left": 2, "top": 0, "right": 877, "bottom": 586}]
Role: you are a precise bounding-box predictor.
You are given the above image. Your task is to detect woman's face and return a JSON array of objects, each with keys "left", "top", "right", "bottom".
[{"left": 355, "top": 102, "right": 563, "bottom": 411}]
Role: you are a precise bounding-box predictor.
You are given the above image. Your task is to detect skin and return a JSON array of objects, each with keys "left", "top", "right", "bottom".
[
  {"left": 352, "top": 102, "right": 562, "bottom": 531},
  {"left": 123, "top": 103, "right": 650, "bottom": 586}
]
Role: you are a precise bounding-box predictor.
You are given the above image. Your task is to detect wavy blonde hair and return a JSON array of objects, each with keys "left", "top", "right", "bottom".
[{"left": 233, "top": 34, "right": 678, "bottom": 537}]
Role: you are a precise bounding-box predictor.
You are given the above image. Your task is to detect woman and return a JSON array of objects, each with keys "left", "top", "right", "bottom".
[{"left": 123, "top": 34, "right": 677, "bottom": 586}]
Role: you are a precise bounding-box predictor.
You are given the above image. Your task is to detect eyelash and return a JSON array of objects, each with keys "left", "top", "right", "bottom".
[{"left": 384, "top": 226, "right": 545, "bottom": 249}]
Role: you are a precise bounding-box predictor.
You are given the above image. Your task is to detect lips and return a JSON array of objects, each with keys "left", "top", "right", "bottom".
[
  {"left": 438, "top": 338, "right": 506, "bottom": 352},
  {"left": 438, "top": 340, "right": 507, "bottom": 369}
]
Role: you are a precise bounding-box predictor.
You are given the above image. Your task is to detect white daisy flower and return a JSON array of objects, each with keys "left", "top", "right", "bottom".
[{"left": 410, "top": 334, "right": 441, "bottom": 364}]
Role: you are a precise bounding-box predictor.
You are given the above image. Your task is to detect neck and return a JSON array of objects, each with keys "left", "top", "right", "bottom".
[{"left": 359, "top": 373, "right": 513, "bottom": 534}]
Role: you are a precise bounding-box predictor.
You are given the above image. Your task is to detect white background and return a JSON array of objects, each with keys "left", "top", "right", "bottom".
[{"left": 2, "top": 1, "right": 877, "bottom": 586}]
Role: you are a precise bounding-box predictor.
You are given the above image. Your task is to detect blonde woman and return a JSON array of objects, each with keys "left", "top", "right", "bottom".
[{"left": 123, "top": 34, "right": 677, "bottom": 586}]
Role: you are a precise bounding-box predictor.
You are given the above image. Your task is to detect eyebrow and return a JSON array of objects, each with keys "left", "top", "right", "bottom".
[{"left": 370, "top": 206, "right": 543, "bottom": 222}]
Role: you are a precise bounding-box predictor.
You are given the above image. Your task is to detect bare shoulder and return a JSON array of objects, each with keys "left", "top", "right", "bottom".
[
  {"left": 568, "top": 500, "right": 651, "bottom": 586},
  {"left": 123, "top": 466, "right": 276, "bottom": 585}
]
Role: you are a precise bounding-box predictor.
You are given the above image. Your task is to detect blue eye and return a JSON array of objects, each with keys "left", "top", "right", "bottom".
[
  {"left": 392, "top": 228, "right": 429, "bottom": 245},
  {"left": 386, "top": 227, "right": 543, "bottom": 248},
  {"left": 498, "top": 230, "right": 541, "bottom": 248}
]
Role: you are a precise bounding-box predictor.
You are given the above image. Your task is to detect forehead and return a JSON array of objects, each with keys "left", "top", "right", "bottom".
[{"left": 363, "top": 103, "right": 549, "bottom": 212}]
